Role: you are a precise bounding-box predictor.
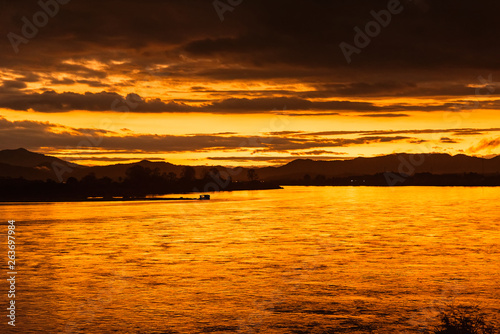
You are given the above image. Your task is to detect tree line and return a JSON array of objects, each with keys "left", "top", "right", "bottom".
[{"left": 0, "top": 165, "right": 279, "bottom": 201}]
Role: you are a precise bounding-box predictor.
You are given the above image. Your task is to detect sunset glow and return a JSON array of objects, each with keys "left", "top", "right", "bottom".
[
  {"left": 1, "top": 1, "right": 499, "bottom": 167},
  {"left": 1, "top": 2, "right": 500, "bottom": 333}
]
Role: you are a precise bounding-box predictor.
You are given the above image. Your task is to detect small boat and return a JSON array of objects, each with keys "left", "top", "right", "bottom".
[{"left": 198, "top": 195, "right": 210, "bottom": 200}]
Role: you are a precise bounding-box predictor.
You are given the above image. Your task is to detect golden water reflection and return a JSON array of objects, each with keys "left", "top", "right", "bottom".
[{"left": 0, "top": 187, "right": 499, "bottom": 333}]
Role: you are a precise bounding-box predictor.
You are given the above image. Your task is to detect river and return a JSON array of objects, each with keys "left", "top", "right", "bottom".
[{"left": 1, "top": 186, "right": 499, "bottom": 333}]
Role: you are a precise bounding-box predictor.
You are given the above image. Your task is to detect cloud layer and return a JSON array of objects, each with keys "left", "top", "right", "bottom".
[
  {"left": 1, "top": 0, "right": 499, "bottom": 163},
  {"left": 1, "top": 0, "right": 500, "bottom": 115}
]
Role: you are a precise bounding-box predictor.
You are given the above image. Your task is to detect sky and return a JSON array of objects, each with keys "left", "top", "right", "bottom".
[{"left": 1, "top": 0, "right": 500, "bottom": 166}]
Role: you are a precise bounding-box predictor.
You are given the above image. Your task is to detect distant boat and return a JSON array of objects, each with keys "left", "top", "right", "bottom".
[{"left": 198, "top": 195, "right": 210, "bottom": 200}]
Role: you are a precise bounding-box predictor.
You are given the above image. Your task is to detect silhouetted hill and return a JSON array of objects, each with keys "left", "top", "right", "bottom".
[
  {"left": 67, "top": 160, "right": 183, "bottom": 181},
  {"left": 0, "top": 148, "right": 83, "bottom": 180},
  {"left": 0, "top": 148, "right": 81, "bottom": 168},
  {"left": 0, "top": 162, "right": 55, "bottom": 180},
  {"left": 256, "top": 153, "right": 500, "bottom": 181},
  {"left": 0, "top": 149, "right": 499, "bottom": 183}
]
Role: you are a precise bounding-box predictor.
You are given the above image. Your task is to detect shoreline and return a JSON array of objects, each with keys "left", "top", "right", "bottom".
[
  {"left": 0, "top": 197, "right": 207, "bottom": 203},
  {"left": 2, "top": 184, "right": 500, "bottom": 203}
]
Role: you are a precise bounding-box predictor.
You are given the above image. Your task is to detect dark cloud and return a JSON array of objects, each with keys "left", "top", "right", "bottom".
[
  {"left": 2, "top": 89, "right": 499, "bottom": 114},
  {"left": 1, "top": 0, "right": 500, "bottom": 101},
  {"left": 206, "top": 97, "right": 379, "bottom": 113},
  {"left": 0, "top": 116, "right": 422, "bottom": 154},
  {"left": 2, "top": 80, "right": 27, "bottom": 90},
  {"left": 2, "top": 0, "right": 499, "bottom": 161},
  {"left": 303, "top": 81, "right": 500, "bottom": 99},
  {"left": 0, "top": 90, "right": 195, "bottom": 113},
  {"left": 50, "top": 78, "right": 76, "bottom": 85},
  {"left": 18, "top": 72, "right": 41, "bottom": 83},
  {"left": 76, "top": 80, "right": 110, "bottom": 88},
  {"left": 292, "top": 128, "right": 500, "bottom": 138},
  {"left": 207, "top": 156, "right": 345, "bottom": 164},
  {"left": 62, "top": 156, "right": 166, "bottom": 163},
  {"left": 440, "top": 137, "right": 459, "bottom": 144},
  {"left": 468, "top": 137, "right": 500, "bottom": 153},
  {"left": 361, "top": 113, "right": 409, "bottom": 118},
  {"left": 290, "top": 150, "right": 348, "bottom": 156}
]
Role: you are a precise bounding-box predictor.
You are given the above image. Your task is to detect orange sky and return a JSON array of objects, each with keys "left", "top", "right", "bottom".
[{"left": 1, "top": 1, "right": 500, "bottom": 166}]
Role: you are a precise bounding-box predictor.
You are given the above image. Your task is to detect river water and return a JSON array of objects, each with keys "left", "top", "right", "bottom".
[{"left": 1, "top": 186, "right": 499, "bottom": 333}]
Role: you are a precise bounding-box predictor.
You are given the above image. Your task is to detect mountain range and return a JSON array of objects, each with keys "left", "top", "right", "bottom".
[{"left": 0, "top": 148, "right": 499, "bottom": 183}]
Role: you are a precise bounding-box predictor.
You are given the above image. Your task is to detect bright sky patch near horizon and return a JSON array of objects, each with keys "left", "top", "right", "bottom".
[{"left": 1, "top": 0, "right": 500, "bottom": 166}]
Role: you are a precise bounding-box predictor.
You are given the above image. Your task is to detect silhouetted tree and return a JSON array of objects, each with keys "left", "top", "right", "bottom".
[
  {"left": 433, "top": 305, "right": 495, "bottom": 334},
  {"left": 247, "top": 168, "right": 258, "bottom": 181},
  {"left": 181, "top": 166, "right": 196, "bottom": 182},
  {"left": 66, "top": 177, "right": 78, "bottom": 186},
  {"left": 124, "top": 165, "right": 154, "bottom": 196},
  {"left": 126, "top": 165, "right": 152, "bottom": 182},
  {"left": 166, "top": 172, "right": 177, "bottom": 182},
  {"left": 208, "top": 167, "right": 220, "bottom": 179},
  {"left": 151, "top": 167, "right": 161, "bottom": 178},
  {"left": 314, "top": 174, "right": 326, "bottom": 184},
  {"left": 81, "top": 172, "right": 97, "bottom": 184}
]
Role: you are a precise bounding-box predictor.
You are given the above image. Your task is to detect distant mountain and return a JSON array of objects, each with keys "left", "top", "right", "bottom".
[
  {"left": 0, "top": 148, "right": 84, "bottom": 180},
  {"left": 0, "top": 148, "right": 499, "bottom": 182},
  {"left": 0, "top": 148, "right": 81, "bottom": 168},
  {"left": 0, "top": 162, "right": 56, "bottom": 180},
  {"left": 67, "top": 160, "right": 184, "bottom": 181},
  {"left": 71, "top": 160, "right": 248, "bottom": 182},
  {"left": 0, "top": 149, "right": 235, "bottom": 181},
  {"left": 257, "top": 153, "right": 500, "bottom": 181}
]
